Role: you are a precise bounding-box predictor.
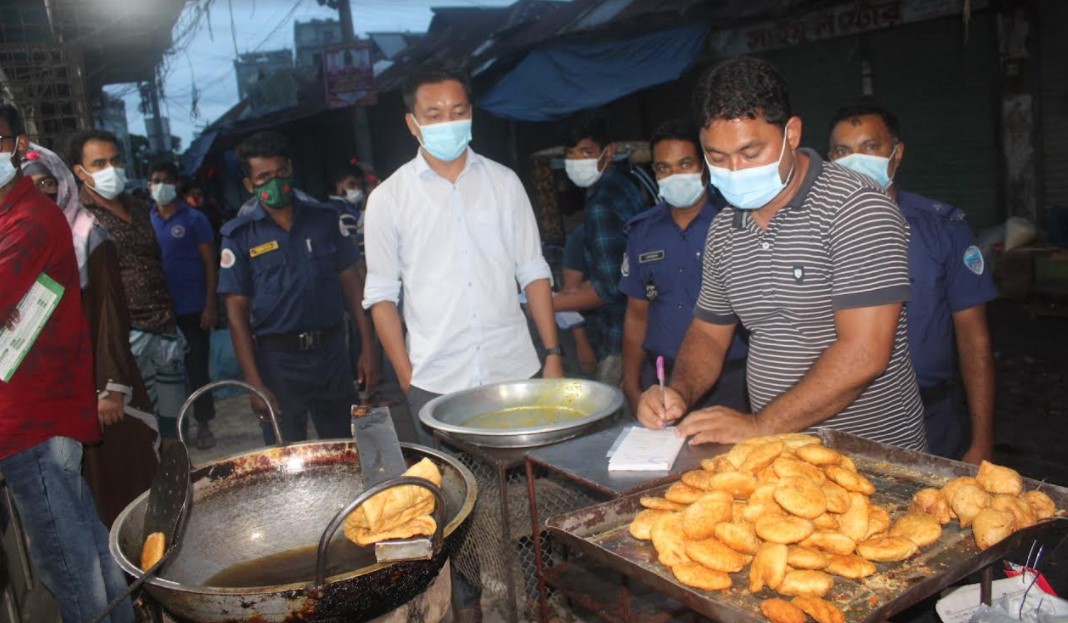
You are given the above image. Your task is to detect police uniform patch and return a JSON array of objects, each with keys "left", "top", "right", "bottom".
[
  {"left": 220, "top": 248, "right": 236, "bottom": 269},
  {"left": 621, "top": 253, "right": 630, "bottom": 277},
  {"left": 338, "top": 214, "right": 359, "bottom": 237},
  {"left": 250, "top": 240, "right": 280, "bottom": 257},
  {"left": 963, "top": 245, "right": 984, "bottom": 275},
  {"left": 170, "top": 225, "right": 186, "bottom": 238},
  {"left": 639, "top": 250, "right": 665, "bottom": 263}
]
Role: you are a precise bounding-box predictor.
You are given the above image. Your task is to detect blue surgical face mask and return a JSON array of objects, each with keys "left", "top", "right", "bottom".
[
  {"left": 658, "top": 173, "right": 706, "bottom": 208},
  {"left": 834, "top": 145, "right": 898, "bottom": 190},
  {"left": 705, "top": 131, "right": 791, "bottom": 210},
  {"left": 414, "top": 118, "right": 472, "bottom": 162},
  {"left": 0, "top": 152, "right": 16, "bottom": 188}
]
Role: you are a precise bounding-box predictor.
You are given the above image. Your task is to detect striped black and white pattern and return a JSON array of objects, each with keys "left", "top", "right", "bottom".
[{"left": 696, "top": 150, "right": 927, "bottom": 451}]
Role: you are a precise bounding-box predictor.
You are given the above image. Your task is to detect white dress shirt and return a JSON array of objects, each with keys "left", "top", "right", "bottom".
[{"left": 362, "top": 148, "right": 552, "bottom": 394}]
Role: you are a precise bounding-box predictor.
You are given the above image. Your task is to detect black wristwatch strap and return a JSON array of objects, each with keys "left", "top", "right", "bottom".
[{"left": 543, "top": 345, "right": 564, "bottom": 357}]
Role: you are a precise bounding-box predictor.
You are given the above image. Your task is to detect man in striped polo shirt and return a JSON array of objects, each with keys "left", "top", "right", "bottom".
[{"left": 637, "top": 57, "right": 927, "bottom": 452}]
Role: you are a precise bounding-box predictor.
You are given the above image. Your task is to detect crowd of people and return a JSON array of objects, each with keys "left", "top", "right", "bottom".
[{"left": 0, "top": 54, "right": 997, "bottom": 623}]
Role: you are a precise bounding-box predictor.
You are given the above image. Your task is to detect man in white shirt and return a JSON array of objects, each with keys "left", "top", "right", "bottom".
[{"left": 363, "top": 66, "right": 564, "bottom": 447}]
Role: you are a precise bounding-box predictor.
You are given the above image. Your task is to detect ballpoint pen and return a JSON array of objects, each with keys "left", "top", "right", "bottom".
[{"left": 656, "top": 355, "right": 666, "bottom": 408}]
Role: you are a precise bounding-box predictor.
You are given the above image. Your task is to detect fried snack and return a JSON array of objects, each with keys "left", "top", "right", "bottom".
[
  {"left": 630, "top": 509, "right": 672, "bottom": 540},
  {"left": 950, "top": 484, "right": 992, "bottom": 528},
  {"left": 672, "top": 561, "right": 732, "bottom": 591},
  {"left": 801, "top": 531, "right": 857, "bottom": 556},
  {"left": 856, "top": 536, "right": 919, "bottom": 562},
  {"left": 685, "top": 538, "right": 750, "bottom": 573},
  {"left": 991, "top": 494, "right": 1036, "bottom": 530},
  {"left": 776, "top": 434, "right": 823, "bottom": 450},
  {"left": 743, "top": 502, "right": 787, "bottom": 523},
  {"left": 823, "top": 554, "right": 877, "bottom": 579},
  {"left": 838, "top": 455, "right": 857, "bottom": 472},
  {"left": 774, "top": 477, "right": 827, "bottom": 519},
  {"left": 813, "top": 514, "right": 839, "bottom": 530},
  {"left": 682, "top": 491, "right": 734, "bottom": 540},
  {"left": 761, "top": 598, "right": 808, "bottom": 623},
  {"left": 821, "top": 481, "right": 850, "bottom": 514},
  {"left": 795, "top": 445, "right": 843, "bottom": 467},
  {"left": 838, "top": 492, "right": 870, "bottom": 542},
  {"left": 941, "top": 476, "right": 979, "bottom": 517},
  {"left": 866, "top": 506, "right": 891, "bottom": 539},
  {"left": 910, "top": 487, "right": 953, "bottom": 525},
  {"left": 347, "top": 515, "right": 436, "bottom": 546},
  {"left": 681, "top": 469, "right": 716, "bottom": 492},
  {"left": 1022, "top": 490, "right": 1057, "bottom": 520},
  {"left": 741, "top": 440, "right": 786, "bottom": 474},
  {"left": 348, "top": 458, "right": 442, "bottom": 533},
  {"left": 665, "top": 481, "right": 705, "bottom": 505},
  {"left": 757, "top": 465, "right": 782, "bottom": 485},
  {"left": 651, "top": 512, "right": 691, "bottom": 567},
  {"left": 710, "top": 471, "right": 760, "bottom": 499},
  {"left": 749, "top": 542, "right": 789, "bottom": 593},
  {"left": 890, "top": 513, "right": 942, "bottom": 548},
  {"left": 725, "top": 439, "right": 762, "bottom": 469},
  {"left": 792, "top": 596, "right": 846, "bottom": 623},
  {"left": 777, "top": 570, "right": 834, "bottom": 598},
  {"left": 774, "top": 457, "right": 826, "bottom": 484},
  {"left": 824, "top": 465, "right": 876, "bottom": 495},
  {"left": 755, "top": 516, "right": 815, "bottom": 544},
  {"left": 976, "top": 460, "right": 1024, "bottom": 496},
  {"left": 640, "top": 497, "right": 687, "bottom": 511},
  {"left": 701, "top": 456, "right": 735, "bottom": 474},
  {"left": 751, "top": 482, "right": 779, "bottom": 506},
  {"left": 715, "top": 522, "right": 762, "bottom": 555},
  {"left": 733, "top": 501, "right": 748, "bottom": 523},
  {"left": 972, "top": 508, "right": 1015, "bottom": 550},
  {"left": 141, "top": 532, "right": 165, "bottom": 571},
  {"left": 787, "top": 546, "right": 829, "bottom": 570}
]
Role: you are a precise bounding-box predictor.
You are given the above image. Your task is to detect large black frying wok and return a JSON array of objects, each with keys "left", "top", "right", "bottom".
[{"left": 108, "top": 381, "right": 477, "bottom": 623}]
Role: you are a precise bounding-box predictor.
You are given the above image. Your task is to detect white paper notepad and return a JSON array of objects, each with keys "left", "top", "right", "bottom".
[{"left": 607, "top": 426, "right": 685, "bottom": 472}]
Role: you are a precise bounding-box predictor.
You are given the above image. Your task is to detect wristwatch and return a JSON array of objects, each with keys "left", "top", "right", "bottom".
[{"left": 543, "top": 345, "right": 564, "bottom": 358}]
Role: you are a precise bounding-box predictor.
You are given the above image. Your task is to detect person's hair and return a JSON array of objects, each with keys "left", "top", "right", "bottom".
[
  {"left": 402, "top": 65, "right": 471, "bottom": 113},
  {"left": 150, "top": 159, "right": 179, "bottom": 180},
  {"left": 236, "top": 131, "right": 290, "bottom": 177},
  {"left": 0, "top": 100, "right": 25, "bottom": 137},
  {"left": 650, "top": 118, "right": 701, "bottom": 155},
  {"left": 335, "top": 161, "right": 366, "bottom": 189},
  {"left": 692, "top": 57, "right": 792, "bottom": 129},
  {"left": 68, "top": 129, "right": 120, "bottom": 167},
  {"left": 560, "top": 110, "right": 611, "bottom": 150},
  {"left": 178, "top": 177, "right": 201, "bottom": 197},
  {"left": 829, "top": 99, "right": 901, "bottom": 142}
]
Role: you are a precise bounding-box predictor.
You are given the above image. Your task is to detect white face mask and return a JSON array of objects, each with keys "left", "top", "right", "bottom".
[
  {"left": 87, "top": 166, "right": 126, "bottom": 200},
  {"left": 0, "top": 152, "right": 16, "bottom": 188},
  {"left": 151, "top": 182, "right": 177, "bottom": 205},
  {"left": 658, "top": 173, "right": 706, "bottom": 208},
  {"left": 345, "top": 188, "right": 365, "bottom": 205},
  {"left": 564, "top": 151, "right": 607, "bottom": 188}
]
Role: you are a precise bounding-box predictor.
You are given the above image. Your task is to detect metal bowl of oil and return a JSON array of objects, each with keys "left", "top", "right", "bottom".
[{"left": 419, "top": 379, "right": 624, "bottom": 447}]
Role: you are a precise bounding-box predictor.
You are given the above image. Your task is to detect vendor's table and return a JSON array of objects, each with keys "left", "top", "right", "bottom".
[{"left": 523, "top": 424, "right": 728, "bottom": 622}]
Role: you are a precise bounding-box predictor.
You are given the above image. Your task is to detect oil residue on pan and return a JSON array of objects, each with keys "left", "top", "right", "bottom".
[{"left": 461, "top": 405, "right": 587, "bottom": 430}]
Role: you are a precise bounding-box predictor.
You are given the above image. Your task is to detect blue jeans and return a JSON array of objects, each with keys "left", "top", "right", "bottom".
[{"left": 0, "top": 437, "right": 134, "bottom": 623}]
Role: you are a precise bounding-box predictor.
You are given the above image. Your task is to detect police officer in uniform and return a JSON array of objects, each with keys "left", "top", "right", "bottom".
[
  {"left": 620, "top": 119, "right": 749, "bottom": 415},
  {"left": 829, "top": 102, "right": 997, "bottom": 463},
  {"left": 219, "top": 131, "right": 380, "bottom": 443}
]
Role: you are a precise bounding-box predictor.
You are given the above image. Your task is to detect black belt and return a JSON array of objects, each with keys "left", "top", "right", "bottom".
[
  {"left": 256, "top": 324, "right": 342, "bottom": 352},
  {"left": 919, "top": 381, "right": 954, "bottom": 406}
]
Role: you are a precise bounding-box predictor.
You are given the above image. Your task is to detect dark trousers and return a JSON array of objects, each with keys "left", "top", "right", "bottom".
[
  {"left": 255, "top": 334, "right": 354, "bottom": 445},
  {"left": 177, "top": 313, "right": 215, "bottom": 424},
  {"left": 922, "top": 383, "right": 968, "bottom": 460}
]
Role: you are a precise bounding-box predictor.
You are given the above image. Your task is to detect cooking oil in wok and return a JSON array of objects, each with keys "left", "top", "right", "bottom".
[
  {"left": 460, "top": 405, "right": 585, "bottom": 429},
  {"left": 205, "top": 542, "right": 374, "bottom": 588}
]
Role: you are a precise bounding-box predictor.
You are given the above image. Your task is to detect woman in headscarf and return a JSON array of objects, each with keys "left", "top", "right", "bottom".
[{"left": 22, "top": 144, "right": 159, "bottom": 526}]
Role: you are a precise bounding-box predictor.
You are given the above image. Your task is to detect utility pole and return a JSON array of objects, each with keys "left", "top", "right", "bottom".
[{"left": 336, "top": 0, "right": 374, "bottom": 166}]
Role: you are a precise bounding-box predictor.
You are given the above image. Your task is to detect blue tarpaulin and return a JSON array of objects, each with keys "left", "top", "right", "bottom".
[{"left": 479, "top": 24, "right": 708, "bottom": 122}]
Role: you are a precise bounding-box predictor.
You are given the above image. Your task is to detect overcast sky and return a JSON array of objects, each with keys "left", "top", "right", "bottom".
[{"left": 105, "top": 0, "right": 518, "bottom": 149}]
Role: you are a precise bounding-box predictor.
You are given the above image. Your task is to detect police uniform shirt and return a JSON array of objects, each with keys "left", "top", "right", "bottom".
[
  {"left": 618, "top": 193, "right": 748, "bottom": 363},
  {"left": 218, "top": 197, "right": 358, "bottom": 336},
  {"left": 897, "top": 190, "right": 998, "bottom": 389}
]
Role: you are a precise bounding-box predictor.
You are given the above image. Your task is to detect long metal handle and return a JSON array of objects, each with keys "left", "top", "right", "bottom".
[
  {"left": 176, "top": 380, "right": 284, "bottom": 458},
  {"left": 89, "top": 551, "right": 169, "bottom": 623},
  {"left": 313, "top": 476, "right": 446, "bottom": 587}
]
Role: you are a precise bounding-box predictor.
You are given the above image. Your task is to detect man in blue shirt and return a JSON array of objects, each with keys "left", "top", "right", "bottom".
[
  {"left": 554, "top": 111, "right": 649, "bottom": 385},
  {"left": 149, "top": 160, "right": 218, "bottom": 449},
  {"left": 828, "top": 101, "right": 998, "bottom": 462},
  {"left": 219, "top": 131, "right": 380, "bottom": 443},
  {"left": 620, "top": 119, "right": 749, "bottom": 414}
]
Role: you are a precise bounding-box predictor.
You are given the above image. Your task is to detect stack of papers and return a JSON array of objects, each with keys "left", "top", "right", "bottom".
[{"left": 607, "top": 426, "right": 686, "bottom": 472}]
